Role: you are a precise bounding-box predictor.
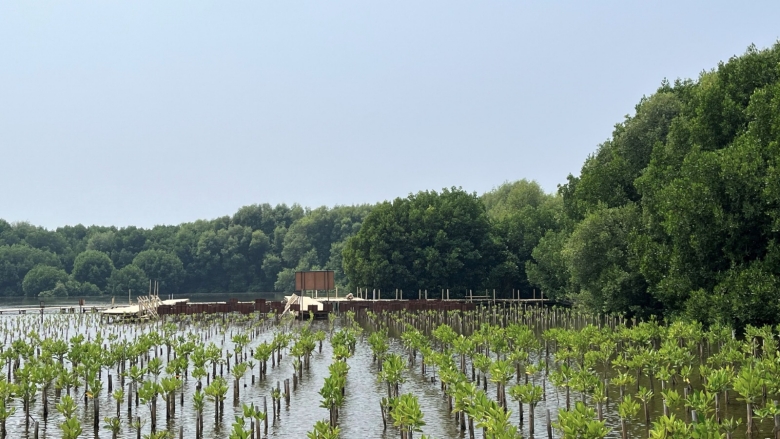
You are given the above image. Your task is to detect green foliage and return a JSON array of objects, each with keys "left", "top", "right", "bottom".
[
  {"left": 554, "top": 401, "right": 610, "bottom": 439},
  {"left": 307, "top": 419, "right": 340, "bottom": 439},
  {"left": 107, "top": 264, "right": 149, "bottom": 296},
  {"left": 22, "top": 265, "right": 69, "bottom": 297},
  {"left": 132, "top": 250, "right": 184, "bottom": 293},
  {"left": 72, "top": 250, "right": 114, "bottom": 291},
  {"left": 0, "top": 203, "right": 370, "bottom": 295},
  {"left": 343, "top": 187, "right": 494, "bottom": 295},
  {"left": 2, "top": 42, "right": 780, "bottom": 327},
  {"left": 390, "top": 393, "right": 425, "bottom": 433},
  {"left": 525, "top": 42, "right": 780, "bottom": 326},
  {"left": 0, "top": 244, "right": 61, "bottom": 297}
]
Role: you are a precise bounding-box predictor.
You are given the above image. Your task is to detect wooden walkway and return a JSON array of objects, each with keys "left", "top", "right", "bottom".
[{"left": 0, "top": 304, "right": 110, "bottom": 315}]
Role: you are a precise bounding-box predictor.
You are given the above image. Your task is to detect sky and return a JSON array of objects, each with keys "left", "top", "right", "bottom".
[{"left": 1, "top": 1, "right": 779, "bottom": 230}]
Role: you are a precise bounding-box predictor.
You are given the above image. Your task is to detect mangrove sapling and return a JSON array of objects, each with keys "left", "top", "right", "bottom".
[
  {"left": 471, "top": 390, "right": 520, "bottom": 439},
  {"left": 113, "top": 388, "right": 125, "bottom": 418},
  {"left": 611, "top": 371, "right": 635, "bottom": 399},
  {"left": 160, "top": 376, "right": 181, "bottom": 421},
  {"left": 14, "top": 364, "right": 40, "bottom": 429},
  {"left": 571, "top": 369, "right": 600, "bottom": 404},
  {"left": 733, "top": 363, "right": 764, "bottom": 436},
  {"left": 193, "top": 389, "right": 205, "bottom": 438},
  {"left": 554, "top": 401, "right": 610, "bottom": 439},
  {"left": 231, "top": 362, "right": 248, "bottom": 405},
  {"left": 452, "top": 380, "right": 477, "bottom": 438},
  {"left": 252, "top": 342, "right": 273, "bottom": 381},
  {"left": 685, "top": 390, "right": 715, "bottom": 425},
  {"left": 755, "top": 404, "right": 780, "bottom": 439},
  {"left": 704, "top": 366, "right": 734, "bottom": 422},
  {"left": 720, "top": 417, "right": 743, "bottom": 439},
  {"left": 550, "top": 364, "right": 574, "bottom": 410},
  {"left": 617, "top": 395, "right": 639, "bottom": 439},
  {"left": 128, "top": 365, "right": 146, "bottom": 409},
  {"left": 636, "top": 386, "right": 654, "bottom": 425},
  {"left": 232, "top": 333, "right": 250, "bottom": 363},
  {"left": 379, "top": 353, "right": 405, "bottom": 400},
  {"left": 452, "top": 335, "right": 474, "bottom": 375},
  {"left": 33, "top": 361, "right": 58, "bottom": 422},
  {"left": 143, "top": 431, "right": 173, "bottom": 439},
  {"left": 661, "top": 389, "right": 683, "bottom": 419},
  {"left": 271, "top": 387, "right": 282, "bottom": 420},
  {"left": 307, "top": 419, "right": 340, "bottom": 439},
  {"left": 103, "top": 416, "right": 122, "bottom": 439},
  {"left": 138, "top": 379, "right": 162, "bottom": 432},
  {"left": 759, "top": 357, "right": 780, "bottom": 439},
  {"left": 391, "top": 393, "right": 425, "bottom": 439},
  {"left": 0, "top": 380, "right": 16, "bottom": 439},
  {"left": 56, "top": 395, "right": 82, "bottom": 439},
  {"left": 592, "top": 382, "right": 608, "bottom": 422},
  {"left": 242, "top": 403, "right": 266, "bottom": 439},
  {"left": 315, "top": 330, "right": 326, "bottom": 354},
  {"left": 206, "top": 375, "right": 229, "bottom": 426},
  {"left": 228, "top": 415, "right": 251, "bottom": 439},
  {"left": 319, "top": 374, "right": 345, "bottom": 427},
  {"left": 647, "top": 415, "right": 689, "bottom": 438},
  {"left": 87, "top": 372, "right": 103, "bottom": 431},
  {"left": 368, "top": 330, "right": 390, "bottom": 369},
  {"left": 246, "top": 360, "right": 256, "bottom": 384},
  {"left": 509, "top": 382, "right": 544, "bottom": 435}
]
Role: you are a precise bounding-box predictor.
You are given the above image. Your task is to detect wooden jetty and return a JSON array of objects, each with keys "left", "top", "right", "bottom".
[{"left": 0, "top": 304, "right": 110, "bottom": 315}]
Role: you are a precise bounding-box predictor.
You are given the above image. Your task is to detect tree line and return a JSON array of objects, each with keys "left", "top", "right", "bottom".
[
  {"left": 0, "top": 204, "right": 371, "bottom": 298},
  {"left": 344, "top": 43, "right": 780, "bottom": 328},
  {"left": 3, "top": 42, "right": 779, "bottom": 327}
]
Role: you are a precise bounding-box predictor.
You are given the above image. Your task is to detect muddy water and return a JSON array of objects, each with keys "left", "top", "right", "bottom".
[{"left": 0, "top": 313, "right": 773, "bottom": 438}]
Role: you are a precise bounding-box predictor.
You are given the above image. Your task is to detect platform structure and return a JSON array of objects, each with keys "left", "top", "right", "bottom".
[{"left": 101, "top": 296, "right": 188, "bottom": 321}]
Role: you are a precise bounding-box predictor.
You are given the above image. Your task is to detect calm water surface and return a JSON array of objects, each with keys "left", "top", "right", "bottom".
[{"left": 0, "top": 309, "right": 771, "bottom": 439}]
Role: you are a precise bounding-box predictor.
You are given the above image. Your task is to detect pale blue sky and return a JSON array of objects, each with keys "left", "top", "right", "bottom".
[{"left": 1, "top": 1, "right": 778, "bottom": 229}]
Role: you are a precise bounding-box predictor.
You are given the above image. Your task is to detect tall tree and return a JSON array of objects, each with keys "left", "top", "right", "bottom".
[
  {"left": 343, "top": 187, "right": 493, "bottom": 296},
  {"left": 72, "top": 250, "right": 114, "bottom": 292}
]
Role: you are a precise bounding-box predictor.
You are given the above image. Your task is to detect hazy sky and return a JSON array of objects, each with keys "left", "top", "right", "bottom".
[{"left": 1, "top": 1, "right": 778, "bottom": 230}]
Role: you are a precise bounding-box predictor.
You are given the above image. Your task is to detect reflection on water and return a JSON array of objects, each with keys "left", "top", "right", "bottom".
[
  {"left": 1, "top": 292, "right": 285, "bottom": 309},
  {"left": 0, "top": 311, "right": 772, "bottom": 439}
]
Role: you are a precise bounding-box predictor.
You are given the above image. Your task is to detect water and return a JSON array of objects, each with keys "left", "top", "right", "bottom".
[
  {"left": 2, "top": 291, "right": 285, "bottom": 309},
  {"left": 0, "top": 311, "right": 772, "bottom": 438}
]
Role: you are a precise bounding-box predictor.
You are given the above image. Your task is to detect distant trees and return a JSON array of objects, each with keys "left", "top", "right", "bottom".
[
  {"left": 0, "top": 244, "right": 61, "bottom": 297},
  {"left": 107, "top": 265, "right": 149, "bottom": 296},
  {"left": 523, "top": 42, "right": 780, "bottom": 327},
  {"left": 133, "top": 250, "right": 184, "bottom": 293},
  {"left": 343, "top": 188, "right": 494, "bottom": 296},
  {"left": 0, "top": 203, "right": 371, "bottom": 298},
  {"left": 72, "top": 250, "right": 114, "bottom": 291},
  {"left": 22, "top": 265, "right": 69, "bottom": 297},
  {"left": 1, "top": 43, "right": 779, "bottom": 328},
  {"left": 482, "top": 180, "right": 564, "bottom": 298}
]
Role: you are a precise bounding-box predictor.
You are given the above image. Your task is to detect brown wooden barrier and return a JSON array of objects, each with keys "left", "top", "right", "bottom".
[{"left": 157, "top": 298, "right": 477, "bottom": 316}]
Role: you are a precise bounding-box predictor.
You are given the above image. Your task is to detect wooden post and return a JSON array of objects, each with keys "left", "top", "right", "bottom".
[{"left": 263, "top": 397, "right": 268, "bottom": 434}]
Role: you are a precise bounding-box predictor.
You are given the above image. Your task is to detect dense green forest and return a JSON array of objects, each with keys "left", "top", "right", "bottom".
[
  {"left": 0, "top": 204, "right": 371, "bottom": 298},
  {"left": 3, "top": 43, "right": 780, "bottom": 327},
  {"left": 344, "top": 43, "right": 780, "bottom": 328}
]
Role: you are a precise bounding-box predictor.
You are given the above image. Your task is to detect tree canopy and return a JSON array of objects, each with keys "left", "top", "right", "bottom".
[
  {"left": 2, "top": 42, "right": 779, "bottom": 327},
  {"left": 343, "top": 187, "right": 495, "bottom": 295}
]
